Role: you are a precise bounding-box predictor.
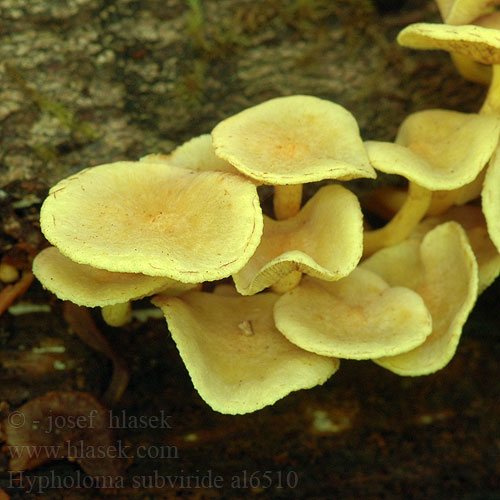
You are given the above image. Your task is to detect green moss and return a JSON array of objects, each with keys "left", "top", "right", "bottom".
[
  {"left": 5, "top": 63, "right": 99, "bottom": 141},
  {"left": 173, "top": 60, "right": 208, "bottom": 109},
  {"left": 185, "top": 0, "right": 208, "bottom": 51},
  {"left": 32, "top": 144, "right": 58, "bottom": 163},
  {"left": 184, "top": 0, "right": 250, "bottom": 59}
]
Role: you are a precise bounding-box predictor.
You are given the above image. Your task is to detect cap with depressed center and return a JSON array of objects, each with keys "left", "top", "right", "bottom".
[
  {"left": 40, "top": 161, "right": 263, "bottom": 283},
  {"left": 152, "top": 291, "right": 338, "bottom": 414},
  {"left": 233, "top": 184, "right": 363, "bottom": 295},
  {"left": 363, "top": 109, "right": 500, "bottom": 255},
  {"left": 363, "top": 222, "right": 478, "bottom": 375},
  {"left": 212, "top": 95, "right": 375, "bottom": 220},
  {"left": 366, "top": 110, "right": 500, "bottom": 191},
  {"left": 274, "top": 268, "right": 432, "bottom": 359},
  {"left": 212, "top": 95, "right": 375, "bottom": 185}
]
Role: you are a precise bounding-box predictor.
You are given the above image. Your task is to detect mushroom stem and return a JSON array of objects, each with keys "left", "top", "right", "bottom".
[
  {"left": 451, "top": 53, "right": 492, "bottom": 85},
  {"left": 363, "top": 182, "right": 432, "bottom": 257},
  {"left": 272, "top": 184, "right": 303, "bottom": 293},
  {"left": 273, "top": 184, "right": 303, "bottom": 220},
  {"left": 101, "top": 302, "right": 132, "bottom": 327},
  {"left": 271, "top": 270, "right": 302, "bottom": 294},
  {"left": 426, "top": 189, "right": 460, "bottom": 216},
  {"left": 480, "top": 64, "right": 500, "bottom": 115}
]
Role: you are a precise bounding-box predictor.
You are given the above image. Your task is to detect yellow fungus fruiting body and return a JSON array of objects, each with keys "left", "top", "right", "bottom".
[
  {"left": 364, "top": 222, "right": 478, "bottom": 375},
  {"left": 366, "top": 110, "right": 500, "bottom": 190},
  {"left": 483, "top": 144, "right": 500, "bottom": 254},
  {"left": 398, "top": 23, "right": 500, "bottom": 65},
  {"left": 141, "top": 134, "right": 238, "bottom": 175},
  {"left": 40, "top": 161, "right": 263, "bottom": 282},
  {"left": 233, "top": 185, "right": 363, "bottom": 296},
  {"left": 274, "top": 268, "right": 432, "bottom": 360},
  {"left": 153, "top": 291, "right": 338, "bottom": 415},
  {"left": 33, "top": 247, "right": 194, "bottom": 307},
  {"left": 212, "top": 95, "right": 375, "bottom": 184}
]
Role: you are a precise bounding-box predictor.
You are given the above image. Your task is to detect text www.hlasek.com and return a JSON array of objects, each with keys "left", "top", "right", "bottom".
[{"left": 7, "top": 440, "right": 178, "bottom": 460}]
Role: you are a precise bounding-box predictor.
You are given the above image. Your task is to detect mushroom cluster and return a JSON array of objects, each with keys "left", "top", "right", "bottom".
[{"left": 33, "top": 9, "right": 500, "bottom": 414}]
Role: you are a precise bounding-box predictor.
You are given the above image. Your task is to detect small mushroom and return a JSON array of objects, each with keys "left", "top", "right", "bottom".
[
  {"left": 40, "top": 161, "right": 263, "bottom": 283},
  {"left": 430, "top": 1, "right": 496, "bottom": 83},
  {"left": 397, "top": 23, "right": 500, "bottom": 114},
  {"left": 363, "top": 222, "right": 478, "bottom": 375},
  {"left": 435, "top": 0, "right": 500, "bottom": 25},
  {"left": 363, "top": 109, "right": 500, "bottom": 254},
  {"left": 33, "top": 246, "right": 195, "bottom": 326},
  {"left": 0, "top": 263, "right": 19, "bottom": 284},
  {"left": 483, "top": 142, "right": 500, "bottom": 254},
  {"left": 212, "top": 95, "right": 375, "bottom": 220},
  {"left": 398, "top": 110, "right": 500, "bottom": 189},
  {"left": 141, "top": 134, "right": 238, "bottom": 174},
  {"left": 33, "top": 247, "right": 191, "bottom": 307},
  {"left": 397, "top": 23, "right": 500, "bottom": 64},
  {"left": 152, "top": 291, "right": 338, "bottom": 414},
  {"left": 274, "top": 268, "right": 432, "bottom": 359},
  {"left": 365, "top": 109, "right": 500, "bottom": 189},
  {"left": 412, "top": 206, "right": 500, "bottom": 294},
  {"left": 101, "top": 302, "right": 132, "bottom": 327},
  {"left": 232, "top": 184, "right": 363, "bottom": 296},
  {"left": 371, "top": 122, "right": 500, "bottom": 254}
]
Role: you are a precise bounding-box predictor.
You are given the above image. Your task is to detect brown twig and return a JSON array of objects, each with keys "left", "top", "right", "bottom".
[
  {"left": 63, "top": 303, "right": 130, "bottom": 406},
  {"left": 0, "top": 272, "right": 34, "bottom": 317}
]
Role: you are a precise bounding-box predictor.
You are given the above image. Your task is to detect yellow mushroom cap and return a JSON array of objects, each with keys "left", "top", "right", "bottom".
[
  {"left": 32, "top": 247, "right": 194, "bottom": 307},
  {"left": 483, "top": 143, "right": 500, "bottom": 254},
  {"left": 233, "top": 184, "right": 363, "bottom": 295},
  {"left": 435, "top": 0, "right": 500, "bottom": 25},
  {"left": 365, "top": 110, "right": 500, "bottom": 190},
  {"left": 152, "top": 291, "right": 338, "bottom": 414},
  {"left": 40, "top": 161, "right": 263, "bottom": 282},
  {"left": 413, "top": 206, "right": 500, "bottom": 294},
  {"left": 212, "top": 95, "right": 376, "bottom": 185},
  {"left": 397, "top": 23, "right": 500, "bottom": 64},
  {"left": 274, "top": 268, "right": 432, "bottom": 360},
  {"left": 141, "top": 134, "right": 238, "bottom": 175},
  {"left": 363, "top": 222, "right": 478, "bottom": 375}
]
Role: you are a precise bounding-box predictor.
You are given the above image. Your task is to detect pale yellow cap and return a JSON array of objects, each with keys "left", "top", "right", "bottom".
[
  {"left": 366, "top": 110, "right": 500, "bottom": 190},
  {"left": 153, "top": 291, "right": 338, "bottom": 414},
  {"left": 33, "top": 247, "right": 194, "bottom": 307},
  {"left": 398, "top": 23, "right": 500, "bottom": 64},
  {"left": 274, "top": 268, "right": 432, "bottom": 360},
  {"left": 363, "top": 222, "right": 478, "bottom": 375},
  {"left": 40, "top": 161, "right": 263, "bottom": 282},
  {"left": 141, "top": 134, "right": 238, "bottom": 175},
  {"left": 212, "top": 95, "right": 375, "bottom": 184},
  {"left": 233, "top": 184, "right": 363, "bottom": 295}
]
